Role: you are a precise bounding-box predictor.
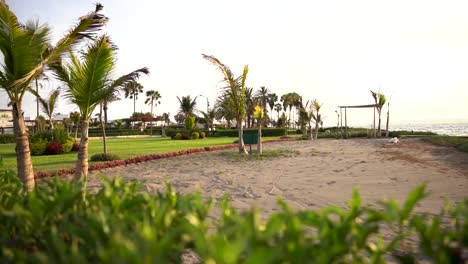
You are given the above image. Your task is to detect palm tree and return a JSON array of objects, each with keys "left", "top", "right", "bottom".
[
  {"left": 280, "top": 94, "right": 291, "bottom": 128},
  {"left": 274, "top": 103, "right": 282, "bottom": 123},
  {"left": 69, "top": 111, "right": 81, "bottom": 140},
  {"left": 215, "top": 94, "right": 235, "bottom": 128},
  {"left": 177, "top": 95, "right": 197, "bottom": 118},
  {"left": 255, "top": 86, "right": 269, "bottom": 109},
  {"left": 201, "top": 109, "right": 216, "bottom": 135},
  {"left": 203, "top": 54, "right": 249, "bottom": 154},
  {"left": 161, "top": 112, "right": 170, "bottom": 136},
  {"left": 267, "top": 93, "right": 278, "bottom": 126},
  {"left": 371, "top": 90, "right": 387, "bottom": 137},
  {"left": 0, "top": 2, "right": 107, "bottom": 190},
  {"left": 103, "top": 92, "right": 120, "bottom": 126},
  {"left": 145, "top": 90, "right": 161, "bottom": 135},
  {"left": 253, "top": 105, "right": 264, "bottom": 154},
  {"left": 124, "top": 80, "right": 144, "bottom": 120},
  {"left": 245, "top": 87, "right": 255, "bottom": 128},
  {"left": 51, "top": 35, "right": 149, "bottom": 180},
  {"left": 311, "top": 100, "right": 323, "bottom": 140},
  {"left": 29, "top": 88, "right": 60, "bottom": 131}
]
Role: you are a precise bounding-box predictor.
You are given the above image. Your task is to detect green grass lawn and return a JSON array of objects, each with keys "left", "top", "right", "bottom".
[{"left": 0, "top": 137, "right": 255, "bottom": 173}]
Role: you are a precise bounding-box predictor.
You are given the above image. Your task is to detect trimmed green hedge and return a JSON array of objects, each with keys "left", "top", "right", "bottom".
[
  {"left": 0, "top": 134, "right": 15, "bottom": 144},
  {"left": 87, "top": 128, "right": 163, "bottom": 137},
  {"left": 216, "top": 128, "right": 287, "bottom": 137},
  {"left": 0, "top": 170, "right": 465, "bottom": 263}
]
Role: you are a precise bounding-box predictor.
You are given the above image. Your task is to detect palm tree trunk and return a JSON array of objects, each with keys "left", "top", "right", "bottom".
[
  {"left": 378, "top": 113, "right": 382, "bottom": 137},
  {"left": 257, "top": 121, "right": 262, "bottom": 154},
  {"left": 150, "top": 101, "right": 153, "bottom": 135},
  {"left": 12, "top": 102, "right": 35, "bottom": 191},
  {"left": 74, "top": 124, "right": 79, "bottom": 140},
  {"left": 35, "top": 78, "right": 39, "bottom": 118},
  {"left": 315, "top": 122, "right": 319, "bottom": 140},
  {"left": 238, "top": 118, "right": 248, "bottom": 154},
  {"left": 74, "top": 119, "right": 90, "bottom": 181},
  {"left": 100, "top": 104, "right": 107, "bottom": 154}
]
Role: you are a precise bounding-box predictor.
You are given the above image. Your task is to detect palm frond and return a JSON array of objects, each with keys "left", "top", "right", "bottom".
[{"left": 13, "top": 3, "right": 108, "bottom": 92}]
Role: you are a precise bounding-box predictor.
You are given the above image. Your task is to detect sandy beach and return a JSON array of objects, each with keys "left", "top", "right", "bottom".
[{"left": 87, "top": 138, "right": 468, "bottom": 215}]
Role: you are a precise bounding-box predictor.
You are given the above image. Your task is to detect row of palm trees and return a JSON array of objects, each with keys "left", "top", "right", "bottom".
[{"left": 0, "top": 2, "right": 152, "bottom": 190}]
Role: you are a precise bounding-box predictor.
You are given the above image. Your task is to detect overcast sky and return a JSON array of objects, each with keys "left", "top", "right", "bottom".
[{"left": 3, "top": 0, "right": 468, "bottom": 127}]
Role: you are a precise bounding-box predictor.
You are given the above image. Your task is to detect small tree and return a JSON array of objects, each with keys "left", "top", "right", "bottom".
[
  {"left": 253, "top": 105, "right": 264, "bottom": 154},
  {"left": 311, "top": 100, "right": 323, "bottom": 140},
  {"left": 30, "top": 88, "right": 60, "bottom": 131}
]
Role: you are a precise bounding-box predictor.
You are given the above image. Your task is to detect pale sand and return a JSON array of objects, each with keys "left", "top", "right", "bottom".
[{"left": 87, "top": 138, "right": 468, "bottom": 215}]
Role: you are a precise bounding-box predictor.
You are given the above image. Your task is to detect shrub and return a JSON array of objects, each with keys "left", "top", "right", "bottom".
[
  {"left": 52, "top": 124, "right": 69, "bottom": 144},
  {"left": 199, "top": 131, "right": 206, "bottom": 139},
  {"left": 62, "top": 140, "right": 74, "bottom": 153},
  {"left": 30, "top": 139, "right": 48, "bottom": 156},
  {"left": 30, "top": 131, "right": 52, "bottom": 143},
  {"left": 181, "top": 133, "right": 190, "bottom": 140},
  {"left": 191, "top": 131, "right": 199, "bottom": 139},
  {"left": 46, "top": 140, "right": 63, "bottom": 155},
  {"left": 90, "top": 153, "right": 121, "bottom": 162},
  {"left": 0, "top": 134, "right": 15, "bottom": 144},
  {"left": 174, "top": 133, "right": 182, "bottom": 140},
  {"left": 0, "top": 175, "right": 465, "bottom": 263},
  {"left": 216, "top": 128, "right": 287, "bottom": 137},
  {"left": 185, "top": 115, "right": 196, "bottom": 131}
]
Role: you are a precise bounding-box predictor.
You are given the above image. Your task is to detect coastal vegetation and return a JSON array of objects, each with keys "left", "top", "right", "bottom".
[{"left": 0, "top": 169, "right": 465, "bottom": 263}]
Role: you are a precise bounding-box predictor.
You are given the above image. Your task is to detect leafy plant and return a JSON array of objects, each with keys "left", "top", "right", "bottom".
[
  {"left": 90, "top": 153, "right": 121, "bottom": 162},
  {"left": 61, "top": 140, "right": 74, "bottom": 153},
  {"left": 46, "top": 141, "right": 63, "bottom": 155},
  {"left": 52, "top": 123, "right": 69, "bottom": 144},
  {"left": 30, "top": 139, "right": 48, "bottom": 156},
  {"left": 185, "top": 115, "right": 196, "bottom": 131},
  {"left": 191, "top": 131, "right": 200, "bottom": 139},
  {"left": 0, "top": 174, "right": 465, "bottom": 263},
  {"left": 199, "top": 131, "right": 206, "bottom": 139}
]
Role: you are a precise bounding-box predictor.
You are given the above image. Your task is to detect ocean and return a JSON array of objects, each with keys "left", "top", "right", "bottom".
[{"left": 390, "top": 122, "right": 468, "bottom": 137}]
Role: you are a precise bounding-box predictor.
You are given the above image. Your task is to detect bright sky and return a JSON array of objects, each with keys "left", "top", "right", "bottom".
[{"left": 4, "top": 0, "right": 468, "bottom": 127}]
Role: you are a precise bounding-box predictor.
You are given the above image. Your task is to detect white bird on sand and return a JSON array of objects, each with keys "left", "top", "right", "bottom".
[{"left": 388, "top": 137, "right": 399, "bottom": 144}]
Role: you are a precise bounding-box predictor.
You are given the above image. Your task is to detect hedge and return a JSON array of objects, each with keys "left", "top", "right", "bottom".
[
  {"left": 0, "top": 134, "right": 15, "bottom": 144},
  {"left": 0, "top": 170, "right": 465, "bottom": 263},
  {"left": 215, "top": 128, "right": 287, "bottom": 137},
  {"left": 87, "top": 128, "right": 163, "bottom": 137}
]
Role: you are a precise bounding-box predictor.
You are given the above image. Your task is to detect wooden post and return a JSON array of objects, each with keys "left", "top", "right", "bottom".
[
  {"left": 373, "top": 106, "right": 376, "bottom": 138},
  {"left": 344, "top": 107, "right": 348, "bottom": 139},
  {"left": 340, "top": 107, "right": 343, "bottom": 139}
]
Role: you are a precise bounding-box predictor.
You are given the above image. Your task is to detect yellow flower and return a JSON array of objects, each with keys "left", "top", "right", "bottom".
[{"left": 253, "top": 105, "right": 264, "bottom": 120}]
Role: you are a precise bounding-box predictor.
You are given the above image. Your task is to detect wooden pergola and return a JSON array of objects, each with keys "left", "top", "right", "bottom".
[{"left": 338, "top": 104, "right": 378, "bottom": 138}]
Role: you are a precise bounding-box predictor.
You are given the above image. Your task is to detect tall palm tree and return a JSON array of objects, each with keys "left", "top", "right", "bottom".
[
  {"left": 161, "top": 112, "right": 170, "bottom": 136},
  {"left": 201, "top": 109, "right": 216, "bottom": 135},
  {"left": 274, "top": 103, "right": 282, "bottom": 124},
  {"left": 124, "top": 80, "right": 144, "bottom": 118},
  {"left": 215, "top": 94, "right": 235, "bottom": 128},
  {"left": 103, "top": 92, "right": 120, "bottom": 126},
  {"left": 145, "top": 90, "right": 161, "bottom": 135},
  {"left": 51, "top": 35, "right": 149, "bottom": 180},
  {"left": 69, "top": 111, "right": 81, "bottom": 140},
  {"left": 311, "top": 100, "right": 323, "bottom": 140},
  {"left": 203, "top": 54, "right": 249, "bottom": 154},
  {"left": 0, "top": 2, "right": 107, "bottom": 190},
  {"left": 267, "top": 93, "right": 278, "bottom": 125},
  {"left": 280, "top": 94, "right": 291, "bottom": 128},
  {"left": 177, "top": 95, "right": 197, "bottom": 118},
  {"left": 253, "top": 105, "right": 264, "bottom": 154},
  {"left": 245, "top": 87, "right": 255, "bottom": 128},
  {"left": 371, "top": 90, "right": 387, "bottom": 137},
  {"left": 255, "top": 86, "right": 269, "bottom": 109},
  {"left": 29, "top": 88, "right": 60, "bottom": 130}
]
